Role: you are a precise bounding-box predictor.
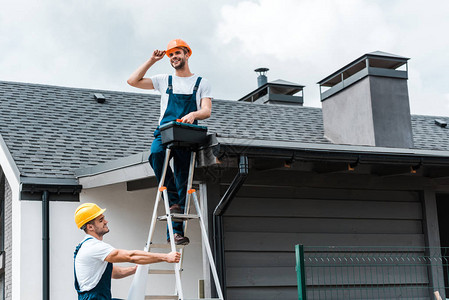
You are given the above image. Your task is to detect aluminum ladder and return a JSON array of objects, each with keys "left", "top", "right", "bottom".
[{"left": 128, "top": 146, "right": 224, "bottom": 300}]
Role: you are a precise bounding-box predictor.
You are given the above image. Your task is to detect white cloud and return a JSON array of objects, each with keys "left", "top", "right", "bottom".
[
  {"left": 0, "top": 0, "right": 448, "bottom": 116},
  {"left": 216, "top": 0, "right": 394, "bottom": 63},
  {"left": 0, "top": 0, "right": 224, "bottom": 90},
  {"left": 214, "top": 0, "right": 449, "bottom": 116},
  {"left": 213, "top": 0, "right": 399, "bottom": 108}
]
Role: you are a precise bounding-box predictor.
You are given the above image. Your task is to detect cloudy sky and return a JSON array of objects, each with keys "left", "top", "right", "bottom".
[{"left": 1, "top": 0, "right": 448, "bottom": 116}]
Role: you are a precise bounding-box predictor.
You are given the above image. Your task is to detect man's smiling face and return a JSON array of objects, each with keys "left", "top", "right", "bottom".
[{"left": 168, "top": 48, "right": 188, "bottom": 70}]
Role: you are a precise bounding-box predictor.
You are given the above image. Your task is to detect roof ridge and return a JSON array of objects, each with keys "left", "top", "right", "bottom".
[
  {"left": 411, "top": 113, "right": 449, "bottom": 119},
  {"left": 0, "top": 79, "right": 324, "bottom": 111},
  {"left": 214, "top": 98, "right": 322, "bottom": 110},
  {"left": 0, "top": 80, "right": 160, "bottom": 97}
]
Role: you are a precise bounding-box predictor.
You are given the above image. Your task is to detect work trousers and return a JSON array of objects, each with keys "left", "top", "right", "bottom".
[{"left": 149, "top": 133, "right": 190, "bottom": 237}]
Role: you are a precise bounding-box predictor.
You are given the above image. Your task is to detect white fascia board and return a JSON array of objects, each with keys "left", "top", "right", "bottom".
[
  {"left": 78, "top": 162, "right": 155, "bottom": 189},
  {"left": 0, "top": 134, "right": 21, "bottom": 300},
  {"left": 0, "top": 134, "right": 20, "bottom": 188}
]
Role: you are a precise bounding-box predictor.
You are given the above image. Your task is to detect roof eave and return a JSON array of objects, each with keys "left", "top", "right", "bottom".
[
  {"left": 19, "top": 176, "right": 82, "bottom": 201},
  {"left": 75, "top": 151, "right": 155, "bottom": 189},
  {"left": 75, "top": 151, "right": 152, "bottom": 178}
]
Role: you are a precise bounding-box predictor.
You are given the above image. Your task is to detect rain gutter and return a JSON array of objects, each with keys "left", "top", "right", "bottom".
[
  {"left": 19, "top": 177, "right": 81, "bottom": 300},
  {"left": 214, "top": 137, "right": 449, "bottom": 166}
]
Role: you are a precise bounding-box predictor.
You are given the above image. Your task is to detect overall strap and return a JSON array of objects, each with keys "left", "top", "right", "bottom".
[
  {"left": 166, "top": 75, "right": 173, "bottom": 94},
  {"left": 74, "top": 237, "right": 93, "bottom": 293},
  {"left": 193, "top": 76, "right": 202, "bottom": 93},
  {"left": 74, "top": 237, "right": 93, "bottom": 259}
]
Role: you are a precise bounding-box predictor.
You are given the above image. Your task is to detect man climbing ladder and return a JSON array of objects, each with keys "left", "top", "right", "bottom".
[
  {"left": 127, "top": 39, "right": 212, "bottom": 245},
  {"left": 73, "top": 203, "right": 180, "bottom": 300}
]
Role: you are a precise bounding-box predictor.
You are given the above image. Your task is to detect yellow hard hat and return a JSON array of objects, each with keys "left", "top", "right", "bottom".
[
  {"left": 166, "top": 39, "right": 192, "bottom": 57},
  {"left": 75, "top": 203, "right": 106, "bottom": 229}
]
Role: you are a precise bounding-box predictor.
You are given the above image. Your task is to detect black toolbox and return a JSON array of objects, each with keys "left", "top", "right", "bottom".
[{"left": 159, "top": 120, "right": 208, "bottom": 147}]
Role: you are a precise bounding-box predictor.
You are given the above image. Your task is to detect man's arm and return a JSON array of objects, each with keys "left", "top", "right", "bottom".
[
  {"left": 105, "top": 249, "right": 180, "bottom": 265},
  {"left": 127, "top": 50, "right": 166, "bottom": 90},
  {"left": 181, "top": 97, "right": 212, "bottom": 124},
  {"left": 112, "top": 265, "right": 137, "bottom": 279}
]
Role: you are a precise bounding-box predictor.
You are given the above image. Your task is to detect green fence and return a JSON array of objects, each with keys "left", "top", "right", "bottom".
[{"left": 296, "top": 245, "right": 449, "bottom": 300}]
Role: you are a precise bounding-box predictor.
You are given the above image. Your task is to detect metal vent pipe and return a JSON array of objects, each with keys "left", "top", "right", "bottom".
[{"left": 255, "top": 67, "right": 269, "bottom": 87}]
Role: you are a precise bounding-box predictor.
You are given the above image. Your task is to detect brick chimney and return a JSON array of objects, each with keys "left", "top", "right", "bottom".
[{"left": 318, "top": 51, "right": 413, "bottom": 148}]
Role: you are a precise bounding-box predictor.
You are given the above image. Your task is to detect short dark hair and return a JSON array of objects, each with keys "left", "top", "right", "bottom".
[{"left": 80, "top": 219, "right": 94, "bottom": 231}]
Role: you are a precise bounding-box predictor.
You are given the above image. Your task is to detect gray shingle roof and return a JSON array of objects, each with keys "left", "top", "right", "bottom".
[
  {"left": 0, "top": 80, "right": 448, "bottom": 179},
  {"left": 0, "top": 81, "right": 157, "bottom": 178}
]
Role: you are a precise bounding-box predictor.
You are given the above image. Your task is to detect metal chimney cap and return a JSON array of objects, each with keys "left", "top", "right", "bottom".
[{"left": 255, "top": 67, "right": 269, "bottom": 75}]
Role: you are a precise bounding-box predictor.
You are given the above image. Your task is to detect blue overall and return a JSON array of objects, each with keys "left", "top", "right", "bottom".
[
  {"left": 149, "top": 75, "right": 202, "bottom": 238},
  {"left": 74, "top": 238, "right": 120, "bottom": 300}
]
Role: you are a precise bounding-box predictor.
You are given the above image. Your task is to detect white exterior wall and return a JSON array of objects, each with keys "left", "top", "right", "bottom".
[
  {"left": 20, "top": 200, "right": 81, "bottom": 300},
  {"left": 19, "top": 181, "right": 203, "bottom": 299}
]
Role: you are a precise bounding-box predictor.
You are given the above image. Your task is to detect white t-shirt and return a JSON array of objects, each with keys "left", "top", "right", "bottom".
[
  {"left": 74, "top": 235, "right": 115, "bottom": 292},
  {"left": 150, "top": 74, "right": 212, "bottom": 125}
]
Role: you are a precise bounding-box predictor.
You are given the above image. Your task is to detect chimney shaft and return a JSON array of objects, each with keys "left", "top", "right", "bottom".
[
  {"left": 257, "top": 75, "right": 267, "bottom": 87},
  {"left": 319, "top": 51, "right": 413, "bottom": 148}
]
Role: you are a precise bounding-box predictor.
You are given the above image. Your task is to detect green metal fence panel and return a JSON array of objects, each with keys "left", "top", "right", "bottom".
[
  {"left": 295, "top": 246, "right": 449, "bottom": 300},
  {"left": 296, "top": 244, "right": 307, "bottom": 300}
]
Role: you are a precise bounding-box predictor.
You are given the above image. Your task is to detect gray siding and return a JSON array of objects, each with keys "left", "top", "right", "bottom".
[{"left": 221, "top": 181, "right": 424, "bottom": 299}]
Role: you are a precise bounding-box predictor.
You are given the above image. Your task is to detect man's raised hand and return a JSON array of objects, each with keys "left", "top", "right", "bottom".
[{"left": 151, "top": 50, "right": 166, "bottom": 62}]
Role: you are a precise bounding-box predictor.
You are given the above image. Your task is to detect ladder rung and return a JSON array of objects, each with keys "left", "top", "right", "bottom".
[
  {"left": 141, "top": 152, "right": 223, "bottom": 300},
  {"left": 158, "top": 213, "right": 199, "bottom": 222},
  {"left": 149, "top": 243, "right": 186, "bottom": 249},
  {"left": 145, "top": 296, "right": 178, "bottom": 300},
  {"left": 148, "top": 269, "right": 178, "bottom": 274}
]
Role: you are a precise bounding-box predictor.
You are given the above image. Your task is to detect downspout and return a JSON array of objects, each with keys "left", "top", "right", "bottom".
[
  {"left": 42, "top": 190, "right": 50, "bottom": 300},
  {"left": 212, "top": 155, "right": 248, "bottom": 298},
  {"left": 20, "top": 179, "right": 81, "bottom": 300}
]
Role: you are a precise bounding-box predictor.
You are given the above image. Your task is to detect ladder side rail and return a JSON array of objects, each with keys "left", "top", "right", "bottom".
[
  {"left": 145, "top": 148, "right": 172, "bottom": 251},
  {"left": 129, "top": 148, "right": 172, "bottom": 300},
  {"left": 183, "top": 151, "right": 196, "bottom": 219},
  {"left": 162, "top": 188, "right": 184, "bottom": 300},
  {"left": 191, "top": 191, "right": 225, "bottom": 300},
  {"left": 179, "top": 151, "right": 197, "bottom": 269},
  {"left": 199, "top": 183, "right": 212, "bottom": 299}
]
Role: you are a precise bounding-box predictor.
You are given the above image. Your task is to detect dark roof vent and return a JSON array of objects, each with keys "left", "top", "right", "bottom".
[
  {"left": 239, "top": 70, "right": 305, "bottom": 106},
  {"left": 435, "top": 119, "right": 447, "bottom": 128},
  {"left": 93, "top": 93, "right": 106, "bottom": 104}
]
